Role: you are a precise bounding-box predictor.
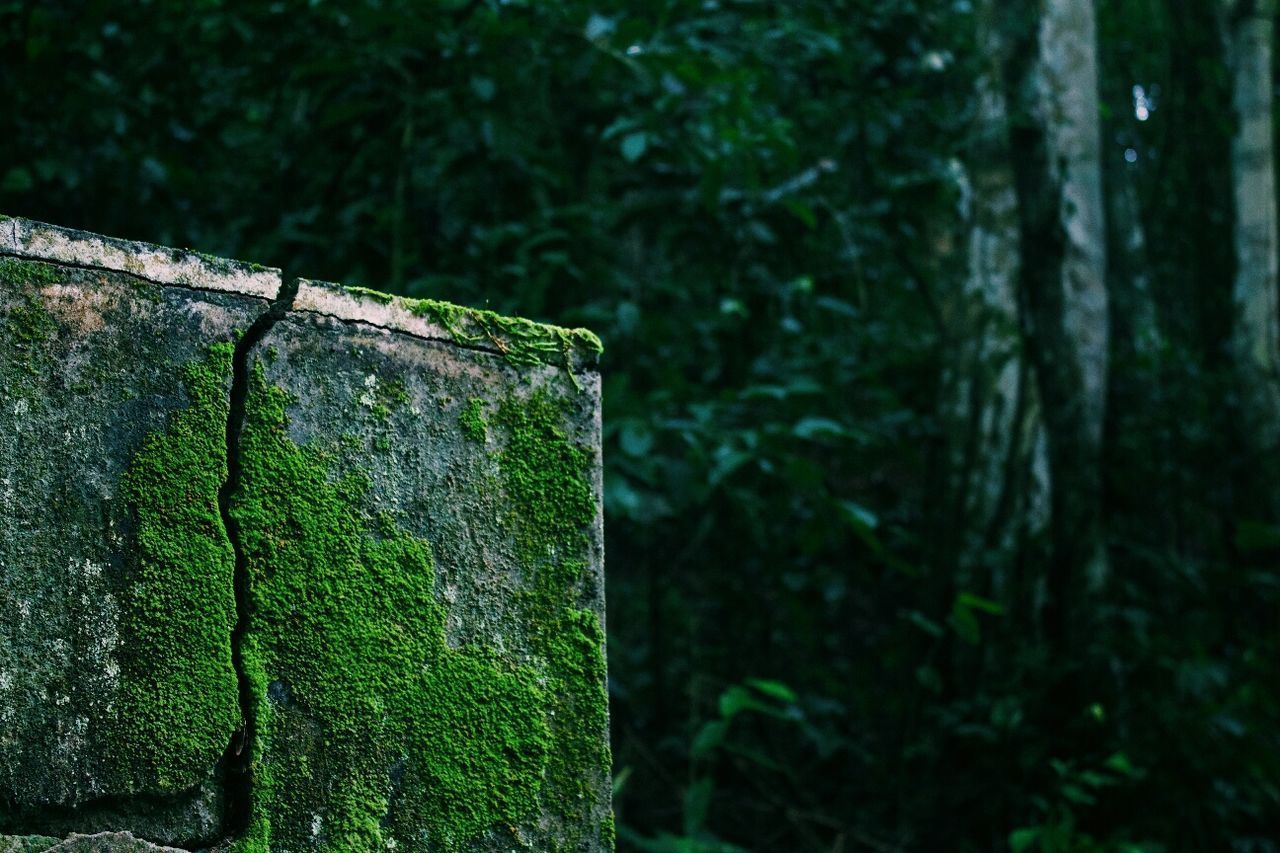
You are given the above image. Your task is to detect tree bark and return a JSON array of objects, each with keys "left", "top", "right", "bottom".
[
  {"left": 1227, "top": 0, "right": 1280, "bottom": 471},
  {"left": 1003, "top": 0, "right": 1110, "bottom": 647},
  {"left": 943, "top": 0, "right": 1049, "bottom": 601}
]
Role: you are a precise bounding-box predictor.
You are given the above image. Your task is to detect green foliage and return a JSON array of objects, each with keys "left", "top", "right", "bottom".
[
  {"left": 623, "top": 679, "right": 801, "bottom": 851},
  {"left": 1007, "top": 754, "right": 1155, "bottom": 853}
]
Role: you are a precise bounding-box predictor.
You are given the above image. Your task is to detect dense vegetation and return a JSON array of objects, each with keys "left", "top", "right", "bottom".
[{"left": 3, "top": 1, "right": 1279, "bottom": 850}]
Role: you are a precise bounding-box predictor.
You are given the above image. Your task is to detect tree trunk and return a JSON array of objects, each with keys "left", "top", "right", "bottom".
[
  {"left": 943, "top": 0, "right": 1048, "bottom": 603},
  {"left": 1003, "top": 0, "right": 1110, "bottom": 647},
  {"left": 1227, "top": 0, "right": 1280, "bottom": 473}
]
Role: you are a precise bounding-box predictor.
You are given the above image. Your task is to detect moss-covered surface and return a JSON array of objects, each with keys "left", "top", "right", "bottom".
[
  {"left": 459, "top": 397, "right": 488, "bottom": 444},
  {"left": 229, "top": 369, "right": 555, "bottom": 851},
  {"left": 0, "top": 837, "right": 59, "bottom": 853},
  {"left": 338, "top": 285, "right": 603, "bottom": 379},
  {"left": 495, "top": 391, "right": 612, "bottom": 845},
  {"left": 404, "top": 296, "right": 602, "bottom": 386},
  {"left": 0, "top": 258, "right": 62, "bottom": 286},
  {"left": 0, "top": 259, "right": 269, "bottom": 843},
  {"left": 111, "top": 345, "right": 241, "bottom": 791},
  {"left": 342, "top": 285, "right": 395, "bottom": 306},
  {"left": 1, "top": 259, "right": 60, "bottom": 374},
  {"left": 0, "top": 250, "right": 610, "bottom": 849}
]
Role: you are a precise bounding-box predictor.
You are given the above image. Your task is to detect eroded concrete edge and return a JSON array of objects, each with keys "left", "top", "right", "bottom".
[
  {"left": 0, "top": 218, "right": 280, "bottom": 301},
  {"left": 0, "top": 216, "right": 609, "bottom": 850},
  {"left": 294, "top": 278, "right": 603, "bottom": 374},
  {"left": 0, "top": 221, "right": 286, "bottom": 850},
  {"left": 0, "top": 217, "right": 601, "bottom": 376}
]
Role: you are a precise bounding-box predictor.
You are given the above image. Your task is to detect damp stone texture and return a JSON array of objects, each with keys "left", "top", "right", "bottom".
[{"left": 0, "top": 217, "right": 611, "bottom": 852}]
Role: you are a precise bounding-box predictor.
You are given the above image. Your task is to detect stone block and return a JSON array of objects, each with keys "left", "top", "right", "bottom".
[{"left": 0, "top": 217, "right": 611, "bottom": 851}]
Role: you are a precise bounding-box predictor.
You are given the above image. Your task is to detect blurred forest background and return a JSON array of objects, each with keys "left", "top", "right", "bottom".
[{"left": 3, "top": 0, "right": 1280, "bottom": 850}]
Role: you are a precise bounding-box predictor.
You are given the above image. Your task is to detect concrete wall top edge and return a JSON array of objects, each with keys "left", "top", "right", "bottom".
[
  {"left": 0, "top": 217, "right": 602, "bottom": 373},
  {"left": 0, "top": 216, "right": 281, "bottom": 301},
  {"left": 292, "top": 279, "right": 603, "bottom": 372}
]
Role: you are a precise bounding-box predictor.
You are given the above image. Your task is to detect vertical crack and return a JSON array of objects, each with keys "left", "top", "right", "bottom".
[{"left": 217, "top": 273, "right": 298, "bottom": 839}]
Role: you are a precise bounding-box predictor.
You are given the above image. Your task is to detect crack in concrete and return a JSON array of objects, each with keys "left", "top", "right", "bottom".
[
  {"left": 0, "top": 257, "right": 297, "bottom": 851},
  {"left": 215, "top": 273, "right": 298, "bottom": 843}
]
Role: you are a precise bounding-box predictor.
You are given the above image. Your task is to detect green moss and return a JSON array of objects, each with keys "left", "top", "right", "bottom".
[
  {"left": 83, "top": 347, "right": 610, "bottom": 848},
  {"left": 495, "top": 389, "right": 613, "bottom": 848},
  {"left": 339, "top": 282, "right": 603, "bottom": 381},
  {"left": 343, "top": 285, "right": 396, "bottom": 305},
  {"left": 5, "top": 299, "right": 55, "bottom": 364},
  {"left": 0, "top": 837, "right": 59, "bottom": 853},
  {"left": 191, "top": 250, "right": 226, "bottom": 268},
  {"left": 386, "top": 377, "right": 410, "bottom": 406},
  {"left": 404, "top": 296, "right": 602, "bottom": 382},
  {"left": 601, "top": 813, "right": 617, "bottom": 850},
  {"left": 1, "top": 260, "right": 67, "bottom": 374},
  {"left": 459, "top": 397, "right": 488, "bottom": 443},
  {"left": 112, "top": 344, "right": 240, "bottom": 790},
  {"left": 360, "top": 373, "right": 411, "bottom": 422},
  {"left": 230, "top": 368, "right": 551, "bottom": 851},
  {"left": 0, "top": 258, "right": 61, "bottom": 287}
]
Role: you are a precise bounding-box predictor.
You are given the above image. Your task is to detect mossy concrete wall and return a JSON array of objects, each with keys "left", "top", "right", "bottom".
[{"left": 0, "top": 217, "right": 611, "bottom": 852}]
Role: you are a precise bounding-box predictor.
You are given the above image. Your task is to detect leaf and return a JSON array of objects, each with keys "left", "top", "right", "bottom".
[
  {"left": 621, "top": 131, "right": 649, "bottom": 163},
  {"left": 956, "top": 592, "right": 1003, "bottom": 615},
  {"left": 709, "top": 447, "right": 752, "bottom": 488},
  {"left": 718, "top": 686, "right": 754, "bottom": 719},
  {"left": 745, "top": 678, "right": 796, "bottom": 703},
  {"left": 600, "top": 117, "right": 638, "bottom": 141},
  {"left": 619, "top": 421, "right": 655, "bottom": 457},
  {"left": 718, "top": 685, "right": 790, "bottom": 721},
  {"left": 612, "top": 765, "right": 633, "bottom": 796},
  {"left": 793, "top": 416, "right": 849, "bottom": 441},
  {"left": 691, "top": 720, "right": 728, "bottom": 760},
  {"left": 902, "top": 609, "right": 944, "bottom": 638},
  {"left": 683, "top": 777, "right": 714, "bottom": 835},
  {"left": 1060, "top": 783, "right": 1096, "bottom": 805},
  {"left": 1009, "top": 828, "right": 1041, "bottom": 853},
  {"left": 470, "top": 76, "right": 496, "bottom": 102},
  {"left": 1, "top": 167, "right": 33, "bottom": 192},
  {"left": 783, "top": 198, "right": 817, "bottom": 229},
  {"left": 584, "top": 13, "right": 616, "bottom": 42},
  {"left": 837, "top": 500, "right": 878, "bottom": 531},
  {"left": 1235, "top": 520, "right": 1280, "bottom": 551},
  {"left": 949, "top": 605, "right": 980, "bottom": 644},
  {"left": 1104, "top": 752, "right": 1136, "bottom": 776}
]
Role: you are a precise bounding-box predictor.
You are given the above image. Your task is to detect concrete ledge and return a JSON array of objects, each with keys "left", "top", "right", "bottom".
[{"left": 0, "top": 217, "right": 280, "bottom": 301}]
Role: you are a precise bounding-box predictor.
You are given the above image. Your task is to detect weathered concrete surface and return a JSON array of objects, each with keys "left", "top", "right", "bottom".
[
  {"left": 0, "top": 218, "right": 611, "bottom": 851},
  {"left": 0, "top": 833, "right": 183, "bottom": 852},
  {"left": 0, "top": 220, "right": 278, "bottom": 846},
  {"left": 231, "top": 281, "right": 610, "bottom": 850}
]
